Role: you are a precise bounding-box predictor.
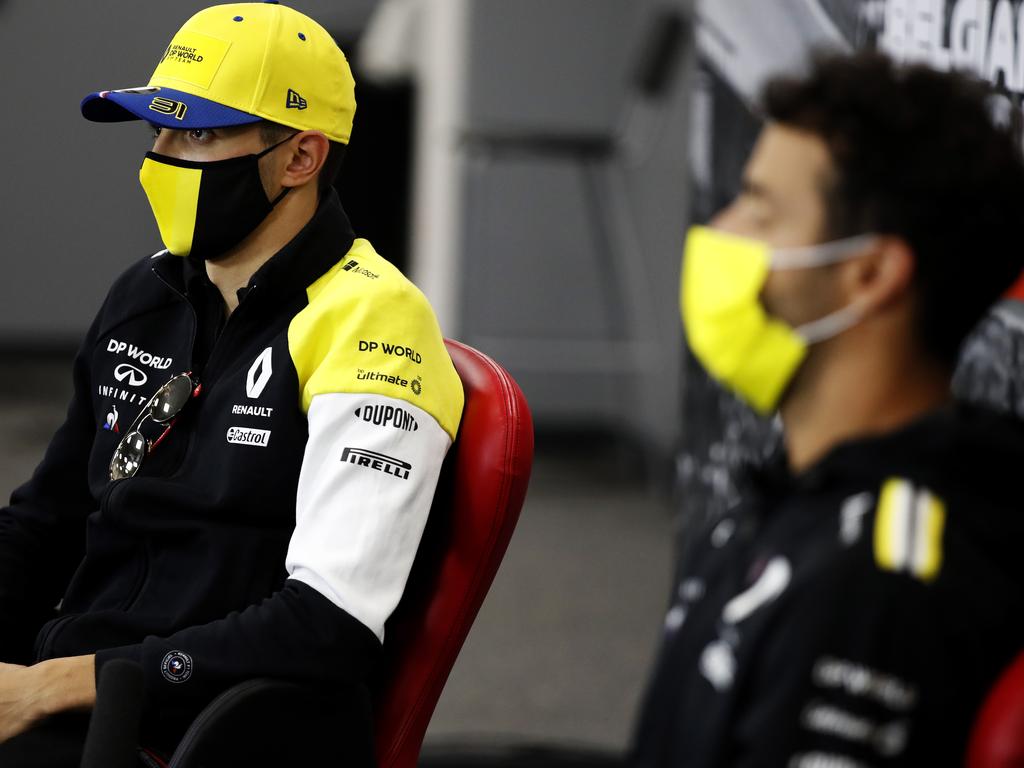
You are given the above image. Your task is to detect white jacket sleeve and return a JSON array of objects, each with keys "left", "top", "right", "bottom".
[{"left": 285, "top": 391, "right": 452, "bottom": 641}]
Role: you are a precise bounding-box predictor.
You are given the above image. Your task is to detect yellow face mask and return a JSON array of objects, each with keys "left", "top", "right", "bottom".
[
  {"left": 138, "top": 137, "right": 292, "bottom": 260},
  {"left": 680, "top": 225, "right": 874, "bottom": 414}
]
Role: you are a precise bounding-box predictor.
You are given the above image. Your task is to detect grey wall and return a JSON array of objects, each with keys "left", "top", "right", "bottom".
[
  {"left": 0, "top": 0, "right": 376, "bottom": 345},
  {"left": 450, "top": 0, "right": 693, "bottom": 458}
]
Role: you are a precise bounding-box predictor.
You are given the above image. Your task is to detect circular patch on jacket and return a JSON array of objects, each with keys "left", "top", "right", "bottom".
[{"left": 160, "top": 650, "right": 193, "bottom": 683}]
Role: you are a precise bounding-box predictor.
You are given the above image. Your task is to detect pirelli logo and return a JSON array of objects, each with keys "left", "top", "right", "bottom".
[
  {"left": 341, "top": 447, "right": 411, "bottom": 480},
  {"left": 873, "top": 478, "right": 946, "bottom": 583}
]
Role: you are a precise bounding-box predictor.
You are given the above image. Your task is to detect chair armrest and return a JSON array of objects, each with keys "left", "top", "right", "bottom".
[{"left": 168, "top": 678, "right": 374, "bottom": 768}]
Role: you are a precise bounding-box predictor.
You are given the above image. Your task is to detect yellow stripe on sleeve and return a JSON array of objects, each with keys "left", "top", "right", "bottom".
[
  {"left": 911, "top": 490, "right": 945, "bottom": 583},
  {"left": 873, "top": 477, "right": 946, "bottom": 583},
  {"left": 873, "top": 478, "right": 911, "bottom": 575}
]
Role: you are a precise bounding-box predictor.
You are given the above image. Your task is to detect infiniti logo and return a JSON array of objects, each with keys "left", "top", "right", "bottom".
[{"left": 113, "top": 363, "right": 148, "bottom": 387}]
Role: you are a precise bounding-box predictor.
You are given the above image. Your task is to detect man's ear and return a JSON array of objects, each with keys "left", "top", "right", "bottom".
[
  {"left": 280, "top": 131, "right": 329, "bottom": 189},
  {"left": 843, "top": 236, "right": 916, "bottom": 312}
]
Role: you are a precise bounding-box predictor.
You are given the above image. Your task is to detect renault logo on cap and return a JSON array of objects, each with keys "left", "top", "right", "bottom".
[{"left": 286, "top": 89, "right": 308, "bottom": 110}]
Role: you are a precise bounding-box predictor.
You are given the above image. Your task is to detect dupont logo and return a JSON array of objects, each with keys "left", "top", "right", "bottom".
[
  {"left": 354, "top": 404, "right": 419, "bottom": 432},
  {"left": 341, "top": 447, "right": 411, "bottom": 480},
  {"left": 226, "top": 426, "right": 271, "bottom": 447}
]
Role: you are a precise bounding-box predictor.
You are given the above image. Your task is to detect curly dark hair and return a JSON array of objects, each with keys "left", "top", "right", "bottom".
[{"left": 762, "top": 51, "right": 1024, "bottom": 366}]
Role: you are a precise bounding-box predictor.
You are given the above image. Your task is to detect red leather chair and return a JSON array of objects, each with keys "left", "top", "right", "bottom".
[
  {"left": 372, "top": 339, "right": 534, "bottom": 768},
  {"left": 81, "top": 340, "right": 534, "bottom": 768},
  {"left": 966, "top": 651, "right": 1024, "bottom": 768}
]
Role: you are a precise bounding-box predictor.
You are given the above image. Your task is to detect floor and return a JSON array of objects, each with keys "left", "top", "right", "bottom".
[{"left": 0, "top": 355, "right": 675, "bottom": 755}]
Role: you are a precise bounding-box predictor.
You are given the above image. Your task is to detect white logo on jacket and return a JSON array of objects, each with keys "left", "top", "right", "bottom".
[
  {"left": 247, "top": 347, "right": 273, "bottom": 399},
  {"left": 354, "top": 403, "right": 419, "bottom": 432},
  {"left": 113, "top": 363, "right": 148, "bottom": 387},
  {"left": 106, "top": 338, "right": 173, "bottom": 370},
  {"left": 698, "top": 556, "right": 792, "bottom": 692},
  {"left": 102, "top": 404, "right": 120, "bottom": 433},
  {"left": 226, "top": 426, "right": 271, "bottom": 447}
]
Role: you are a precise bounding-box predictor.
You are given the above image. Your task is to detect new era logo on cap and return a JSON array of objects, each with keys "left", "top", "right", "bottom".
[{"left": 286, "top": 88, "right": 307, "bottom": 110}]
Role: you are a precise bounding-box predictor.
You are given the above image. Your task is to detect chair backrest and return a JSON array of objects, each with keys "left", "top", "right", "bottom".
[
  {"left": 967, "top": 650, "right": 1024, "bottom": 768},
  {"left": 371, "top": 339, "right": 534, "bottom": 768}
]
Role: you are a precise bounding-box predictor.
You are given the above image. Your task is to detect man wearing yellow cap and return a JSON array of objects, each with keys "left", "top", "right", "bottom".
[{"left": 0, "top": 2, "right": 463, "bottom": 764}]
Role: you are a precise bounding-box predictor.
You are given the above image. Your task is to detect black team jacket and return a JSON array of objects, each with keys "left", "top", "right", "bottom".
[
  {"left": 0, "top": 191, "right": 464, "bottom": 735},
  {"left": 632, "top": 404, "right": 1024, "bottom": 767}
]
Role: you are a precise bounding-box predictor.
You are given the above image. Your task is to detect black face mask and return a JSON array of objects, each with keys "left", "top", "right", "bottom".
[{"left": 139, "top": 136, "right": 293, "bottom": 261}]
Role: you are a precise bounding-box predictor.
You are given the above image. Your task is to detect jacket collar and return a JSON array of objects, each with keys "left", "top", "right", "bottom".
[
  {"left": 151, "top": 190, "right": 357, "bottom": 304},
  {"left": 743, "top": 401, "right": 1024, "bottom": 500}
]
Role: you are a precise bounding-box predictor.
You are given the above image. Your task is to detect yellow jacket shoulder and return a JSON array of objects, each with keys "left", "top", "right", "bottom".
[{"left": 288, "top": 239, "right": 464, "bottom": 440}]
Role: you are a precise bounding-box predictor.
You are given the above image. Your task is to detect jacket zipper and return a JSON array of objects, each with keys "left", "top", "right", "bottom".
[
  {"left": 145, "top": 264, "right": 203, "bottom": 483},
  {"left": 150, "top": 265, "right": 199, "bottom": 374},
  {"left": 97, "top": 479, "right": 151, "bottom": 611},
  {"left": 198, "top": 285, "right": 258, "bottom": 387},
  {"left": 95, "top": 266, "right": 202, "bottom": 606},
  {"left": 150, "top": 262, "right": 259, "bottom": 384},
  {"left": 121, "top": 540, "right": 151, "bottom": 611}
]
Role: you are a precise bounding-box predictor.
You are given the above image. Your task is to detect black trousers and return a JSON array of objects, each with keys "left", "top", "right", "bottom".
[
  {"left": 0, "top": 713, "right": 92, "bottom": 768},
  {"left": 0, "top": 712, "right": 173, "bottom": 768},
  {"left": 0, "top": 681, "right": 375, "bottom": 768}
]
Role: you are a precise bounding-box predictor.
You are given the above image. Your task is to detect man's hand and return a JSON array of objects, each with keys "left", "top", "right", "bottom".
[
  {"left": 0, "top": 655, "right": 95, "bottom": 744},
  {"left": 0, "top": 662, "right": 38, "bottom": 743}
]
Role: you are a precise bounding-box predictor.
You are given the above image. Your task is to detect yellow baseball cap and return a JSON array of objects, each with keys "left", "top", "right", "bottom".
[{"left": 81, "top": 1, "right": 356, "bottom": 144}]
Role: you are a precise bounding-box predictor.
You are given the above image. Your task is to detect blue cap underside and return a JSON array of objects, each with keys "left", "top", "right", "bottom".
[{"left": 81, "top": 87, "right": 262, "bottom": 130}]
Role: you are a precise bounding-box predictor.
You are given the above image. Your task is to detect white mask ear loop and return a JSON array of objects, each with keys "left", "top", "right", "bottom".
[
  {"left": 770, "top": 234, "right": 879, "bottom": 269},
  {"left": 770, "top": 233, "right": 879, "bottom": 344},
  {"left": 794, "top": 301, "right": 866, "bottom": 344}
]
